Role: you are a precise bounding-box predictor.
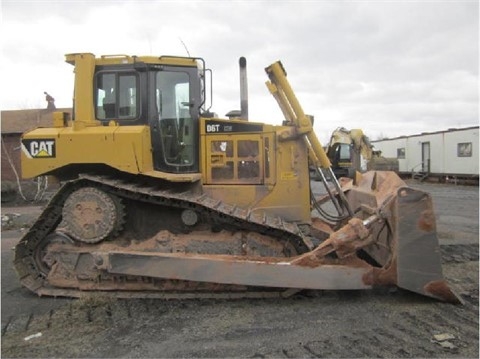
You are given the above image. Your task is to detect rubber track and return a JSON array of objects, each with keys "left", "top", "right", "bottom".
[{"left": 13, "top": 174, "right": 311, "bottom": 299}]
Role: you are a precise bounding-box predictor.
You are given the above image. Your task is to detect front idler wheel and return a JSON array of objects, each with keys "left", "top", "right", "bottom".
[{"left": 34, "top": 231, "right": 74, "bottom": 277}]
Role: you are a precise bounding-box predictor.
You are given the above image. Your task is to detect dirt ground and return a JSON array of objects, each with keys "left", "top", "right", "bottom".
[{"left": 1, "top": 180, "right": 478, "bottom": 358}]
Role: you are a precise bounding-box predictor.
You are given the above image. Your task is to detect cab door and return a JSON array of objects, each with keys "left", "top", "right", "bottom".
[{"left": 422, "top": 142, "right": 430, "bottom": 173}]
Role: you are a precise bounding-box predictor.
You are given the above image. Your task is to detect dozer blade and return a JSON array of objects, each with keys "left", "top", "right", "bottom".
[
  {"left": 342, "top": 171, "right": 462, "bottom": 303},
  {"left": 395, "top": 186, "right": 462, "bottom": 303}
]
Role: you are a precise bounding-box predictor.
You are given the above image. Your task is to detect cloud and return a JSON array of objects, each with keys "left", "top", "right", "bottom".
[{"left": 1, "top": 0, "right": 478, "bottom": 142}]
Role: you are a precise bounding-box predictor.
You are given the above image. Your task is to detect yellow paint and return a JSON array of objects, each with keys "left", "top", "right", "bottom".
[
  {"left": 21, "top": 125, "right": 153, "bottom": 178},
  {"left": 200, "top": 116, "right": 311, "bottom": 222},
  {"left": 265, "top": 61, "right": 331, "bottom": 169},
  {"left": 21, "top": 53, "right": 316, "bottom": 224}
]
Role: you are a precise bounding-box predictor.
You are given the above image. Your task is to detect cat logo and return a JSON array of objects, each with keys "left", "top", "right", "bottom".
[{"left": 21, "top": 139, "right": 56, "bottom": 159}]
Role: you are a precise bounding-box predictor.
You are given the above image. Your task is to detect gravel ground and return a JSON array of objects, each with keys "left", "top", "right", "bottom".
[{"left": 1, "top": 180, "right": 478, "bottom": 358}]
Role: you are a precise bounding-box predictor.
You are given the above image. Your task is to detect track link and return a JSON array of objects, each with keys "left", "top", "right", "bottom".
[{"left": 14, "top": 174, "right": 312, "bottom": 299}]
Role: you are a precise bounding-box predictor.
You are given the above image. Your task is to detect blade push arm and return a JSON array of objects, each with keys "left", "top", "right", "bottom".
[
  {"left": 265, "top": 61, "right": 353, "bottom": 218},
  {"left": 265, "top": 61, "right": 331, "bottom": 169}
]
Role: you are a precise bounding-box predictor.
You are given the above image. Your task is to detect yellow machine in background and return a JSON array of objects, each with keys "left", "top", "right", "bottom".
[
  {"left": 15, "top": 53, "right": 459, "bottom": 303},
  {"left": 326, "top": 127, "right": 399, "bottom": 181}
]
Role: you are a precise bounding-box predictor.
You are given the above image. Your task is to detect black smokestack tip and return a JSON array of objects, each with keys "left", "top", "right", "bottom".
[{"left": 239, "top": 57, "right": 247, "bottom": 68}]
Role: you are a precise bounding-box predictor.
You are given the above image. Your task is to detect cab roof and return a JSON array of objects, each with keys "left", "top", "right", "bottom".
[{"left": 65, "top": 53, "right": 201, "bottom": 67}]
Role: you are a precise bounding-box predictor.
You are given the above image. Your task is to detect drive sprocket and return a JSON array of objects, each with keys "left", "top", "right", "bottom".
[{"left": 62, "top": 186, "right": 124, "bottom": 243}]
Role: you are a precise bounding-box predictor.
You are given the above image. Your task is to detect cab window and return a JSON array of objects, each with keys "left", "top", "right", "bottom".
[
  {"left": 339, "top": 144, "right": 351, "bottom": 161},
  {"left": 96, "top": 72, "right": 139, "bottom": 120}
]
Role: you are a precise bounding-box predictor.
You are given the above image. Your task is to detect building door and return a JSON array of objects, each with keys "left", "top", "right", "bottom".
[{"left": 422, "top": 142, "right": 430, "bottom": 172}]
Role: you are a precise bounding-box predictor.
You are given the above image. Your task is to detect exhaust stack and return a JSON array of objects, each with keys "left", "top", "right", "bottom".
[{"left": 239, "top": 57, "right": 248, "bottom": 120}]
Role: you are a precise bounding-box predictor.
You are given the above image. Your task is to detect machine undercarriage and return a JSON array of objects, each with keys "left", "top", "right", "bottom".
[
  {"left": 14, "top": 172, "right": 460, "bottom": 303},
  {"left": 15, "top": 173, "right": 309, "bottom": 298}
]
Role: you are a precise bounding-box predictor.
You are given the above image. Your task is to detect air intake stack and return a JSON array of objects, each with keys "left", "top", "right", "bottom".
[{"left": 239, "top": 56, "right": 249, "bottom": 121}]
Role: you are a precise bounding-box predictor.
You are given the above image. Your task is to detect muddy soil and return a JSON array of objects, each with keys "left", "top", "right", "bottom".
[{"left": 1, "top": 181, "right": 478, "bottom": 358}]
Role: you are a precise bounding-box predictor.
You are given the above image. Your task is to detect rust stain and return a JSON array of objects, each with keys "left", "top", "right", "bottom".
[
  {"left": 363, "top": 258, "right": 397, "bottom": 286},
  {"left": 338, "top": 177, "right": 353, "bottom": 189},
  {"left": 291, "top": 254, "right": 321, "bottom": 268},
  {"left": 418, "top": 210, "right": 435, "bottom": 232},
  {"left": 310, "top": 217, "right": 334, "bottom": 234},
  {"left": 355, "top": 171, "right": 406, "bottom": 205},
  {"left": 328, "top": 218, "right": 373, "bottom": 258},
  {"left": 292, "top": 252, "right": 371, "bottom": 269},
  {"left": 424, "top": 280, "right": 463, "bottom": 304}
]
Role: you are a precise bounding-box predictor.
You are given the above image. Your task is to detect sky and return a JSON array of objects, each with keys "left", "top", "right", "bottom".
[{"left": 1, "top": 0, "right": 478, "bottom": 143}]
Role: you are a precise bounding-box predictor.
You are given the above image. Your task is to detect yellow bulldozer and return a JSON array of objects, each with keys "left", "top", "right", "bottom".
[{"left": 15, "top": 53, "right": 459, "bottom": 302}]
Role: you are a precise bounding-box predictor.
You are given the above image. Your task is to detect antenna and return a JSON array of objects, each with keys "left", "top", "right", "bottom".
[{"left": 179, "top": 38, "right": 191, "bottom": 57}]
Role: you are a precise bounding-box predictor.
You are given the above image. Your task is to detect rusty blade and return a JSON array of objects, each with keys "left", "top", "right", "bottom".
[
  {"left": 395, "top": 186, "right": 462, "bottom": 304},
  {"left": 100, "top": 251, "right": 373, "bottom": 291}
]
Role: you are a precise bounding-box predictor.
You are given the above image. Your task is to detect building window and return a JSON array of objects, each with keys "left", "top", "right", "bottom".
[
  {"left": 458, "top": 142, "right": 472, "bottom": 157},
  {"left": 397, "top": 148, "right": 405, "bottom": 159}
]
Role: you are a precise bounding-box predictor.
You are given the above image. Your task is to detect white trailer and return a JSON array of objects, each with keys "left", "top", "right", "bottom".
[{"left": 372, "top": 126, "right": 479, "bottom": 182}]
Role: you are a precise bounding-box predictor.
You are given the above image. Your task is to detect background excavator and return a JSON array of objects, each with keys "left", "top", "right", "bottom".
[
  {"left": 15, "top": 53, "right": 459, "bottom": 303},
  {"left": 326, "top": 127, "right": 399, "bottom": 181}
]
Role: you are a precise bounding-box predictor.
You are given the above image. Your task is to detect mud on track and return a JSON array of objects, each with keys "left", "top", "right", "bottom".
[{"left": 1, "top": 182, "right": 478, "bottom": 358}]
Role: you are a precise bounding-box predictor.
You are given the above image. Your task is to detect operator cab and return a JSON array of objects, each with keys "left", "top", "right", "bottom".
[
  {"left": 327, "top": 143, "right": 355, "bottom": 179},
  {"left": 93, "top": 57, "right": 206, "bottom": 174}
]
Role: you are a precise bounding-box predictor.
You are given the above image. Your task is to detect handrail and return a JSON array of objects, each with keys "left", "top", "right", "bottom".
[{"left": 410, "top": 162, "right": 424, "bottom": 172}]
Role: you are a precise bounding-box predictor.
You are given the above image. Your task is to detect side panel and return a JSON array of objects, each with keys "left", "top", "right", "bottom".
[
  {"left": 200, "top": 118, "right": 311, "bottom": 223},
  {"left": 21, "top": 126, "right": 154, "bottom": 178}
]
